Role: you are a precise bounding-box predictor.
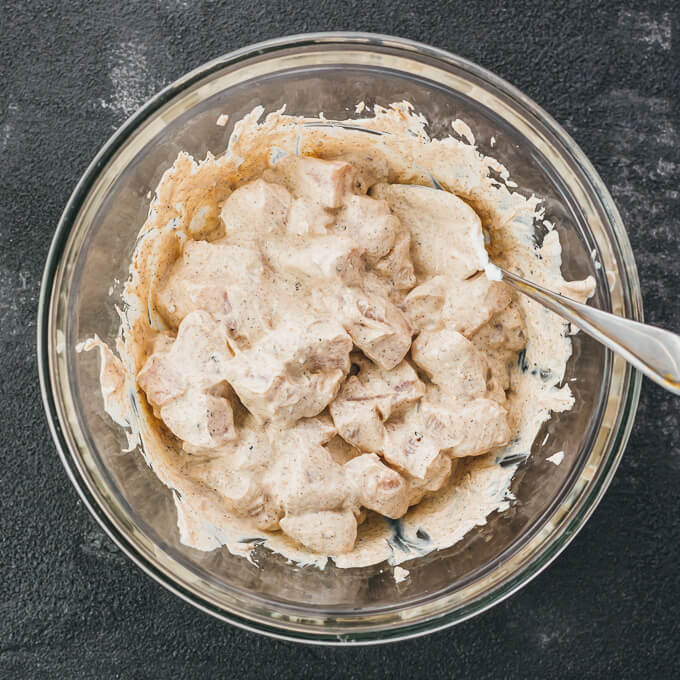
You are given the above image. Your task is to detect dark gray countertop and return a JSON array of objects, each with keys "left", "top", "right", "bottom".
[{"left": 2, "top": 1, "right": 679, "bottom": 677}]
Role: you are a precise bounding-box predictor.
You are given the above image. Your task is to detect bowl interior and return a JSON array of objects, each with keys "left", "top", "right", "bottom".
[{"left": 47, "top": 38, "right": 636, "bottom": 640}]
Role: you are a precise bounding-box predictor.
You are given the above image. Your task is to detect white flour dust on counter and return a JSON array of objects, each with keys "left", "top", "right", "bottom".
[{"left": 80, "top": 103, "right": 594, "bottom": 569}]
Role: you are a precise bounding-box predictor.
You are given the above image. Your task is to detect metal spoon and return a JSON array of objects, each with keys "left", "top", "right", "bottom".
[{"left": 497, "top": 266, "right": 680, "bottom": 395}]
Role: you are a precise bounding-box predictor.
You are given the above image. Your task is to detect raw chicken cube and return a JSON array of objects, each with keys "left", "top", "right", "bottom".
[
  {"left": 481, "top": 351, "right": 513, "bottom": 403},
  {"left": 168, "top": 310, "right": 233, "bottom": 391},
  {"left": 472, "top": 304, "right": 526, "bottom": 352},
  {"left": 400, "top": 276, "right": 447, "bottom": 332},
  {"left": 155, "top": 240, "right": 270, "bottom": 342},
  {"left": 371, "top": 183, "right": 488, "bottom": 281},
  {"left": 441, "top": 274, "right": 512, "bottom": 337},
  {"left": 188, "top": 428, "right": 284, "bottom": 528},
  {"left": 160, "top": 389, "right": 236, "bottom": 449},
  {"left": 372, "top": 231, "right": 416, "bottom": 291},
  {"left": 290, "top": 157, "right": 356, "bottom": 209},
  {"left": 339, "top": 288, "right": 412, "bottom": 370},
  {"left": 286, "top": 197, "right": 335, "bottom": 236},
  {"left": 411, "top": 327, "right": 488, "bottom": 398},
  {"left": 329, "top": 392, "right": 385, "bottom": 452},
  {"left": 284, "top": 415, "right": 338, "bottom": 447},
  {"left": 344, "top": 453, "right": 408, "bottom": 519},
  {"left": 325, "top": 436, "right": 362, "bottom": 465},
  {"left": 365, "top": 356, "right": 426, "bottom": 417},
  {"left": 404, "top": 455, "right": 455, "bottom": 506},
  {"left": 137, "top": 311, "right": 232, "bottom": 407},
  {"left": 270, "top": 444, "right": 348, "bottom": 515},
  {"left": 421, "top": 396, "right": 511, "bottom": 457},
  {"left": 223, "top": 318, "right": 352, "bottom": 426},
  {"left": 137, "top": 353, "right": 186, "bottom": 408},
  {"left": 334, "top": 353, "right": 424, "bottom": 418},
  {"left": 330, "top": 355, "right": 425, "bottom": 453},
  {"left": 279, "top": 509, "right": 357, "bottom": 555},
  {"left": 220, "top": 178, "right": 291, "bottom": 237},
  {"left": 404, "top": 275, "right": 511, "bottom": 337},
  {"left": 266, "top": 234, "right": 363, "bottom": 285},
  {"left": 336, "top": 194, "right": 398, "bottom": 262},
  {"left": 383, "top": 415, "right": 444, "bottom": 480}
]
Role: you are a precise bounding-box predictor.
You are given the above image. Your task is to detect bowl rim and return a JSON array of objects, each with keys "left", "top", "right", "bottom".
[{"left": 37, "top": 31, "right": 643, "bottom": 645}]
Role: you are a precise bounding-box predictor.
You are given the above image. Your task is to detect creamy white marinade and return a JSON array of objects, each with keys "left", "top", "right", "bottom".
[{"left": 81, "top": 103, "right": 594, "bottom": 569}]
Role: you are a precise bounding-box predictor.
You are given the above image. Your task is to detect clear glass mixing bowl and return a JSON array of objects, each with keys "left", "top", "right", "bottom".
[{"left": 38, "top": 33, "right": 642, "bottom": 644}]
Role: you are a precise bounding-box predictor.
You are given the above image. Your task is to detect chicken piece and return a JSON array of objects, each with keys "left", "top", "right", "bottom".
[
  {"left": 332, "top": 150, "right": 389, "bottom": 194},
  {"left": 286, "top": 197, "right": 335, "bottom": 236},
  {"left": 372, "top": 231, "right": 416, "bottom": 291},
  {"left": 269, "top": 444, "right": 349, "bottom": 516},
  {"left": 472, "top": 304, "right": 527, "bottom": 352},
  {"left": 344, "top": 453, "right": 409, "bottom": 519},
  {"left": 288, "top": 157, "right": 356, "bottom": 210},
  {"left": 136, "top": 352, "right": 186, "bottom": 408},
  {"left": 279, "top": 509, "right": 357, "bottom": 555},
  {"left": 137, "top": 311, "right": 232, "bottom": 409},
  {"left": 330, "top": 355, "right": 424, "bottom": 452},
  {"left": 168, "top": 311, "right": 234, "bottom": 390},
  {"left": 404, "top": 455, "right": 455, "bottom": 506},
  {"left": 361, "top": 271, "right": 396, "bottom": 303},
  {"left": 404, "top": 274, "right": 510, "bottom": 336},
  {"left": 421, "top": 394, "right": 511, "bottom": 457},
  {"left": 442, "top": 275, "right": 512, "bottom": 337},
  {"left": 188, "top": 426, "right": 283, "bottom": 529},
  {"left": 223, "top": 318, "right": 352, "bottom": 426},
  {"left": 362, "top": 355, "right": 425, "bottom": 417},
  {"left": 329, "top": 392, "right": 385, "bottom": 453},
  {"left": 371, "top": 183, "right": 488, "bottom": 281},
  {"left": 335, "top": 194, "right": 398, "bottom": 262},
  {"left": 220, "top": 178, "right": 291, "bottom": 238},
  {"left": 338, "top": 288, "right": 412, "bottom": 369},
  {"left": 338, "top": 353, "right": 424, "bottom": 419},
  {"left": 137, "top": 312, "right": 237, "bottom": 448},
  {"left": 480, "top": 351, "right": 514, "bottom": 403},
  {"left": 265, "top": 234, "right": 363, "bottom": 286},
  {"left": 383, "top": 416, "right": 446, "bottom": 481},
  {"left": 160, "top": 389, "right": 236, "bottom": 449},
  {"left": 155, "top": 240, "right": 271, "bottom": 346},
  {"left": 411, "top": 327, "right": 488, "bottom": 399},
  {"left": 400, "top": 276, "right": 447, "bottom": 332}
]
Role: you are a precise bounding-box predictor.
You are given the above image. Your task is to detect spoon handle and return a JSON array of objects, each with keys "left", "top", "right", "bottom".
[{"left": 500, "top": 268, "right": 680, "bottom": 395}]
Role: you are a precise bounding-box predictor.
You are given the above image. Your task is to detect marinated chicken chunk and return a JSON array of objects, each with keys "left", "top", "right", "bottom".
[
  {"left": 137, "top": 311, "right": 236, "bottom": 448},
  {"left": 411, "top": 328, "right": 489, "bottom": 399},
  {"left": 330, "top": 354, "right": 424, "bottom": 452},
  {"left": 223, "top": 318, "right": 352, "bottom": 426},
  {"left": 344, "top": 453, "right": 409, "bottom": 519},
  {"left": 338, "top": 288, "right": 412, "bottom": 369},
  {"left": 373, "top": 231, "right": 417, "bottom": 291},
  {"left": 420, "top": 392, "right": 511, "bottom": 457},
  {"left": 280, "top": 510, "right": 357, "bottom": 555},
  {"left": 370, "top": 183, "right": 489, "bottom": 281},
  {"left": 335, "top": 194, "right": 398, "bottom": 262},
  {"left": 155, "top": 240, "right": 271, "bottom": 346},
  {"left": 402, "top": 274, "right": 511, "bottom": 335},
  {"left": 220, "top": 178, "right": 291, "bottom": 238}
]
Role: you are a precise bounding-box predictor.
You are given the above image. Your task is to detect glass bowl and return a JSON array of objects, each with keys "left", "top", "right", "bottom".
[{"left": 38, "top": 33, "right": 642, "bottom": 644}]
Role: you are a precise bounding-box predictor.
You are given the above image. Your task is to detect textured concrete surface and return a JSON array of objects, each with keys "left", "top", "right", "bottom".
[{"left": 1, "top": 1, "right": 679, "bottom": 677}]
